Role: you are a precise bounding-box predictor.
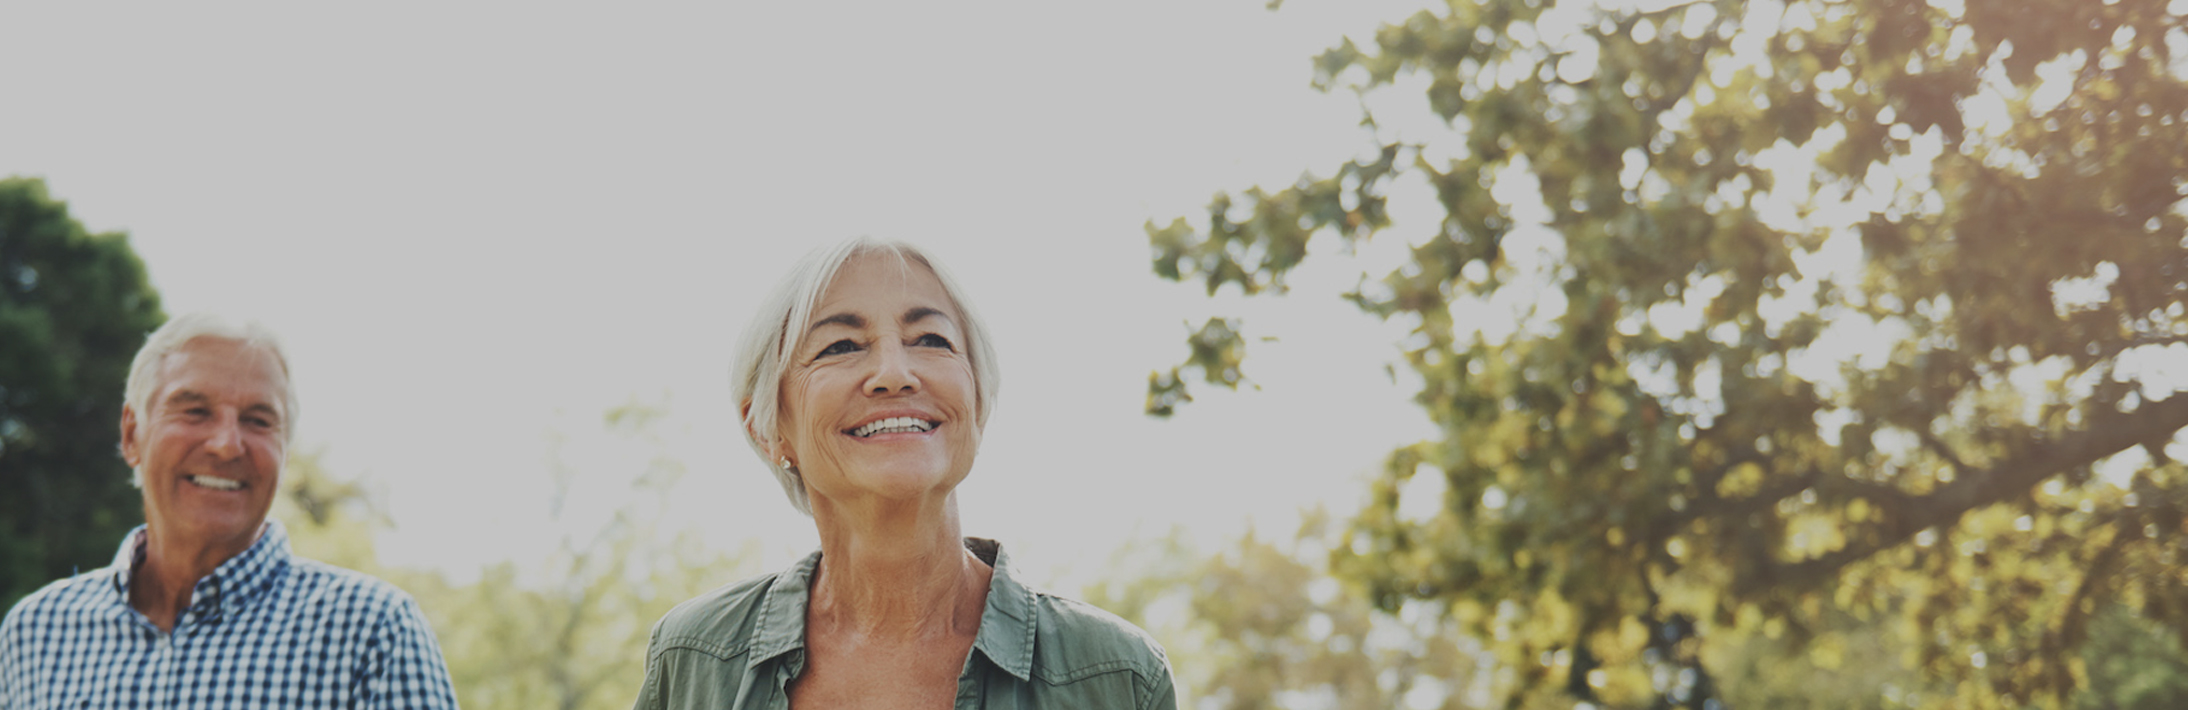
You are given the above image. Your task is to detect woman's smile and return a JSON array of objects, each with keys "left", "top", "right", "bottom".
[
  {"left": 844, "top": 414, "right": 939, "bottom": 438},
  {"left": 776, "top": 251, "right": 983, "bottom": 506}
]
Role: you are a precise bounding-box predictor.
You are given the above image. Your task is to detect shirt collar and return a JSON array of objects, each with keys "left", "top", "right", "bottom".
[
  {"left": 109, "top": 525, "right": 147, "bottom": 598},
  {"left": 746, "top": 537, "right": 1038, "bottom": 681},
  {"left": 109, "top": 520, "right": 293, "bottom": 621},
  {"left": 966, "top": 537, "right": 1036, "bottom": 680},
  {"left": 746, "top": 549, "right": 816, "bottom": 668}
]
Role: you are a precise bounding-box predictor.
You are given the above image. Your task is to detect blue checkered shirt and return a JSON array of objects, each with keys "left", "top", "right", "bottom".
[{"left": 0, "top": 520, "right": 459, "bottom": 709}]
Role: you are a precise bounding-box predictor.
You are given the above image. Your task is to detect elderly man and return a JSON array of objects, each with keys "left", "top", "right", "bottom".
[{"left": 0, "top": 314, "right": 459, "bottom": 709}]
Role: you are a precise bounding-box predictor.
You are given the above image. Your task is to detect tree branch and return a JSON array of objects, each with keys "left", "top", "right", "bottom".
[
  {"left": 2102, "top": 333, "right": 2188, "bottom": 360},
  {"left": 1917, "top": 430, "right": 1971, "bottom": 476},
  {"left": 1735, "top": 393, "right": 2188, "bottom": 595},
  {"left": 2038, "top": 519, "right": 2135, "bottom": 697}
]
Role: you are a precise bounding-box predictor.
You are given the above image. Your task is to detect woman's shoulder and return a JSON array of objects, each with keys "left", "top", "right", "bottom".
[
  {"left": 973, "top": 538, "right": 1169, "bottom": 686},
  {"left": 1025, "top": 589, "right": 1172, "bottom": 685},
  {"left": 646, "top": 570, "right": 787, "bottom": 659}
]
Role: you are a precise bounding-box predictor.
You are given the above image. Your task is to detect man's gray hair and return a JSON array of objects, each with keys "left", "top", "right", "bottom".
[
  {"left": 123, "top": 313, "right": 297, "bottom": 485},
  {"left": 731, "top": 237, "right": 1001, "bottom": 516}
]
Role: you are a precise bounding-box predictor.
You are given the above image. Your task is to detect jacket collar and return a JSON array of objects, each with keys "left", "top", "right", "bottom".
[
  {"left": 748, "top": 537, "right": 1037, "bottom": 681},
  {"left": 110, "top": 520, "right": 293, "bottom": 622}
]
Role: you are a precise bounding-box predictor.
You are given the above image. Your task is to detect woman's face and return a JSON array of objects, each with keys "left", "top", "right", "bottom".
[{"left": 776, "top": 252, "right": 981, "bottom": 510}]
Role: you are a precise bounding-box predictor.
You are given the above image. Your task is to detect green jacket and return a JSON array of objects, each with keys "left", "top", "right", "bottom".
[{"left": 633, "top": 538, "right": 1176, "bottom": 710}]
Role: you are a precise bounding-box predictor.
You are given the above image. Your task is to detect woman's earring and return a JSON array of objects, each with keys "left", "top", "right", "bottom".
[{"left": 779, "top": 457, "right": 794, "bottom": 471}]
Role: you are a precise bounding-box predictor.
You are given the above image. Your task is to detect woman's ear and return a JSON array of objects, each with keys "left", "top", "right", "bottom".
[{"left": 741, "top": 399, "right": 790, "bottom": 467}]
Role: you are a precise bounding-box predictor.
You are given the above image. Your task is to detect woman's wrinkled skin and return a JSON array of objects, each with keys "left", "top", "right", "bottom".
[{"left": 753, "top": 252, "right": 994, "bottom": 709}]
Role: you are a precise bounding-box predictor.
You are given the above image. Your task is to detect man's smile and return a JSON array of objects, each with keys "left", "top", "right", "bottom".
[{"left": 184, "top": 474, "right": 245, "bottom": 491}]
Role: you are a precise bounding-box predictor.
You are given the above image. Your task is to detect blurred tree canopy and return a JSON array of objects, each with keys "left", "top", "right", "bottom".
[
  {"left": 1089, "top": 515, "right": 2187, "bottom": 710},
  {"left": 1087, "top": 513, "right": 1486, "bottom": 710},
  {"left": 1145, "top": 0, "right": 2188, "bottom": 706},
  {"left": 0, "top": 177, "right": 163, "bottom": 611},
  {"left": 276, "top": 404, "right": 754, "bottom": 710}
]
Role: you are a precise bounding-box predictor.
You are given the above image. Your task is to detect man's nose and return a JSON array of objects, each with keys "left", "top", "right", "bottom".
[{"left": 204, "top": 414, "right": 245, "bottom": 459}]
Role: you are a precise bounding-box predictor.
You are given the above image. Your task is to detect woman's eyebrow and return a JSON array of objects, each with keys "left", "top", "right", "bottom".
[
  {"left": 813, "top": 312, "right": 865, "bottom": 330},
  {"left": 902, "top": 307, "right": 951, "bottom": 326}
]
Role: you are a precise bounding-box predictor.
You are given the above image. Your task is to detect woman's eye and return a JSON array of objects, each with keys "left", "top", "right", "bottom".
[
  {"left": 915, "top": 333, "right": 955, "bottom": 351},
  {"left": 818, "top": 339, "right": 861, "bottom": 357}
]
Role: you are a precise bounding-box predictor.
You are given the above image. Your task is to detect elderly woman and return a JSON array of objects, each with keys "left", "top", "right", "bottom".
[{"left": 634, "top": 238, "right": 1175, "bottom": 710}]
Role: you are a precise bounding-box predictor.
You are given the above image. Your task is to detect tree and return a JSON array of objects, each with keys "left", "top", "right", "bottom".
[
  {"left": 1145, "top": 0, "right": 2188, "bottom": 706},
  {"left": 0, "top": 177, "right": 164, "bottom": 612},
  {"left": 1084, "top": 511, "right": 1487, "bottom": 710},
  {"left": 276, "top": 403, "right": 756, "bottom": 710},
  {"left": 1085, "top": 518, "right": 2187, "bottom": 710},
  {"left": 2071, "top": 605, "right": 2188, "bottom": 710}
]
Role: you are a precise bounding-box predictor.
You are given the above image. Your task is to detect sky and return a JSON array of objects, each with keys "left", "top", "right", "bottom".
[
  {"left": 12, "top": 0, "right": 2176, "bottom": 594},
  {"left": 3, "top": 0, "right": 1459, "bottom": 588}
]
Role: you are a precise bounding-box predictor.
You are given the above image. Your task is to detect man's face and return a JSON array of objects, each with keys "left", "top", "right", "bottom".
[{"left": 121, "top": 337, "right": 289, "bottom": 554}]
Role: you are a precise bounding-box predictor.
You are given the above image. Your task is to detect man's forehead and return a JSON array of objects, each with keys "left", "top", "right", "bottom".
[{"left": 155, "top": 337, "right": 289, "bottom": 404}]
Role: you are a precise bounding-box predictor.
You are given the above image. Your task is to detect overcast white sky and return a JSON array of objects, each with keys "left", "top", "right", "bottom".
[
  {"left": 4, "top": 0, "right": 1463, "bottom": 587},
  {"left": 19, "top": 0, "right": 2173, "bottom": 595}
]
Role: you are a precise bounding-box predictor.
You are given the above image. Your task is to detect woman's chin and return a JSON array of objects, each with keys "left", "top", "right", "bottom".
[{"left": 825, "top": 462, "right": 967, "bottom": 502}]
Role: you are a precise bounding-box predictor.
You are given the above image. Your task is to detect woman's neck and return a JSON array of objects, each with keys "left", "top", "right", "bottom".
[{"left": 807, "top": 493, "right": 990, "bottom": 640}]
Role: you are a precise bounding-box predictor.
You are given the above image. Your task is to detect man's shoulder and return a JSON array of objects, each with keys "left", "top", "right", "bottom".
[
  {"left": 1028, "top": 590, "right": 1170, "bottom": 684},
  {"left": 647, "top": 571, "right": 781, "bottom": 660},
  {"left": 2, "top": 568, "right": 119, "bottom": 632},
  {"left": 281, "top": 557, "right": 423, "bottom": 618}
]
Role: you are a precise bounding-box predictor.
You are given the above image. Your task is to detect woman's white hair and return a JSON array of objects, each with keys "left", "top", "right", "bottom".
[
  {"left": 123, "top": 313, "right": 297, "bottom": 486},
  {"left": 732, "top": 237, "right": 1001, "bottom": 516}
]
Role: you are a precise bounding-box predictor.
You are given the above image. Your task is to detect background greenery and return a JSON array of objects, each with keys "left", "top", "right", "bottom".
[
  {"left": 1145, "top": 0, "right": 2188, "bottom": 707},
  {"left": 10, "top": 0, "right": 2188, "bottom": 708},
  {"left": 0, "top": 177, "right": 162, "bottom": 610}
]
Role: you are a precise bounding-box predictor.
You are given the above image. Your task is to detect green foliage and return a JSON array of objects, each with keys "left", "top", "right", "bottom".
[
  {"left": 0, "top": 177, "right": 164, "bottom": 612},
  {"left": 2072, "top": 605, "right": 2188, "bottom": 710},
  {"left": 1147, "top": 318, "right": 1256, "bottom": 417},
  {"left": 278, "top": 406, "right": 754, "bottom": 710},
  {"left": 1085, "top": 512, "right": 1483, "bottom": 710},
  {"left": 1088, "top": 516, "right": 2188, "bottom": 710},
  {"left": 1704, "top": 601, "right": 1938, "bottom": 709},
  {"left": 1144, "top": 0, "right": 2188, "bottom": 706}
]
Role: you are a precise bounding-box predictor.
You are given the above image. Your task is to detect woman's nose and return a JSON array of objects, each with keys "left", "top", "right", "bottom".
[{"left": 864, "top": 341, "right": 919, "bottom": 394}]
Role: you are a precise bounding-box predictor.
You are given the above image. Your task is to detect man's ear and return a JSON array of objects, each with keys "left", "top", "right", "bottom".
[{"left": 119, "top": 405, "right": 142, "bottom": 468}]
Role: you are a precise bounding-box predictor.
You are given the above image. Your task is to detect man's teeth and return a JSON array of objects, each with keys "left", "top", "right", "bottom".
[
  {"left": 852, "top": 417, "right": 936, "bottom": 437},
  {"left": 187, "top": 475, "right": 243, "bottom": 491}
]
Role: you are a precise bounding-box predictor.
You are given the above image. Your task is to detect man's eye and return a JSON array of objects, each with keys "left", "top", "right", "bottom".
[
  {"left": 915, "top": 333, "right": 956, "bottom": 351},
  {"left": 818, "top": 339, "right": 861, "bottom": 357}
]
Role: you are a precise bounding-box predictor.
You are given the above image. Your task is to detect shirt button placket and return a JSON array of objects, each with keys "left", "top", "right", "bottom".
[{"left": 148, "top": 632, "right": 173, "bottom": 708}]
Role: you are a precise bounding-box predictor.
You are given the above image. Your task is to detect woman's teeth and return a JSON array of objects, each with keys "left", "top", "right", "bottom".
[{"left": 851, "top": 417, "right": 935, "bottom": 437}]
